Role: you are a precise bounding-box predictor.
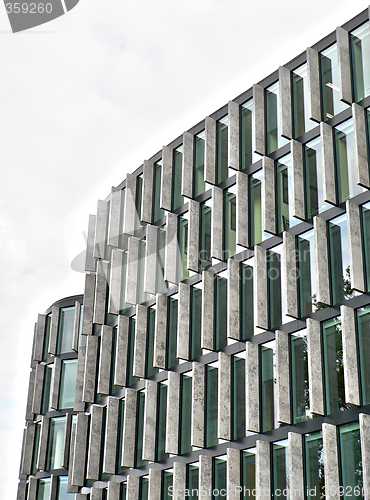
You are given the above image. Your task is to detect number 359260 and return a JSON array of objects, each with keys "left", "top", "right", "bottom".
[{"left": 5, "top": 3, "right": 53, "bottom": 13}]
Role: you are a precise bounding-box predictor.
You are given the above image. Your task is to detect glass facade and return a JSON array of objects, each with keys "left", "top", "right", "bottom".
[
  {"left": 320, "top": 43, "right": 349, "bottom": 120},
  {"left": 290, "top": 329, "right": 310, "bottom": 423},
  {"left": 334, "top": 118, "right": 365, "bottom": 203},
  {"left": 190, "top": 285, "right": 202, "bottom": 360},
  {"left": 249, "top": 169, "right": 269, "bottom": 246},
  {"left": 297, "top": 229, "right": 317, "bottom": 315},
  {"left": 187, "top": 463, "right": 199, "bottom": 500},
  {"left": 37, "top": 478, "right": 51, "bottom": 500},
  {"left": 213, "top": 455, "right": 227, "bottom": 496},
  {"left": 292, "top": 63, "right": 316, "bottom": 137},
  {"left": 266, "top": 81, "right": 289, "bottom": 154},
  {"left": 214, "top": 275, "right": 227, "bottom": 351},
  {"left": 276, "top": 153, "right": 299, "bottom": 233},
  {"left": 41, "top": 364, "right": 52, "bottom": 414},
  {"left": 304, "top": 136, "right": 331, "bottom": 218},
  {"left": 240, "top": 261, "right": 254, "bottom": 340},
  {"left": 178, "top": 214, "right": 189, "bottom": 281},
  {"left": 339, "top": 422, "right": 363, "bottom": 500},
  {"left": 200, "top": 199, "right": 212, "bottom": 270},
  {"left": 304, "top": 431, "right": 324, "bottom": 499},
  {"left": 356, "top": 306, "right": 370, "bottom": 405},
  {"left": 328, "top": 214, "right": 351, "bottom": 304},
  {"left": 58, "top": 359, "right": 77, "bottom": 409},
  {"left": 242, "top": 448, "right": 256, "bottom": 500},
  {"left": 156, "top": 382, "right": 168, "bottom": 461},
  {"left": 362, "top": 201, "right": 370, "bottom": 292},
  {"left": 145, "top": 307, "right": 158, "bottom": 378},
  {"left": 166, "top": 296, "right": 178, "bottom": 369},
  {"left": 322, "top": 316, "right": 346, "bottom": 414},
  {"left": 205, "top": 363, "right": 218, "bottom": 448},
  {"left": 260, "top": 340, "right": 275, "bottom": 432},
  {"left": 57, "top": 306, "right": 75, "bottom": 354},
  {"left": 46, "top": 416, "right": 66, "bottom": 470},
  {"left": 272, "top": 439, "right": 289, "bottom": 500},
  {"left": 223, "top": 185, "right": 237, "bottom": 258},
  {"left": 153, "top": 160, "right": 164, "bottom": 222},
  {"left": 232, "top": 355, "right": 245, "bottom": 440},
  {"left": 240, "top": 99, "right": 256, "bottom": 170},
  {"left": 180, "top": 373, "right": 192, "bottom": 455},
  {"left": 350, "top": 21, "right": 370, "bottom": 102}
]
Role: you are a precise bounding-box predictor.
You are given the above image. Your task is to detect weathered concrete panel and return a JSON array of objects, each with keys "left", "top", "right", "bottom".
[
  {"left": 262, "top": 156, "right": 276, "bottom": 235},
  {"left": 103, "top": 397, "right": 120, "bottom": 475},
  {"left": 288, "top": 432, "right": 304, "bottom": 500},
  {"left": 93, "top": 200, "right": 109, "bottom": 259},
  {"left": 93, "top": 260, "right": 108, "bottom": 325},
  {"left": 48, "top": 305, "right": 59, "bottom": 355},
  {"left": 256, "top": 440, "right": 270, "bottom": 500},
  {"left": 276, "top": 330, "right": 291, "bottom": 425},
  {"left": 149, "top": 467, "right": 162, "bottom": 500},
  {"left": 144, "top": 224, "right": 158, "bottom": 295},
  {"left": 121, "top": 388, "right": 137, "bottom": 468},
  {"left": 254, "top": 244, "right": 268, "bottom": 330},
  {"left": 143, "top": 380, "right": 157, "bottom": 462},
  {"left": 201, "top": 270, "right": 214, "bottom": 350},
  {"left": 125, "top": 237, "right": 140, "bottom": 305},
  {"left": 173, "top": 462, "right": 187, "bottom": 500},
  {"left": 72, "top": 300, "right": 81, "bottom": 352},
  {"left": 347, "top": 200, "right": 366, "bottom": 292},
  {"left": 133, "top": 304, "right": 148, "bottom": 379},
  {"left": 246, "top": 342, "right": 259, "bottom": 433},
  {"left": 182, "top": 131, "right": 194, "bottom": 198},
  {"left": 218, "top": 351, "right": 231, "bottom": 440},
  {"left": 164, "top": 212, "right": 179, "bottom": 284},
  {"left": 192, "top": 362, "right": 205, "bottom": 448},
  {"left": 291, "top": 139, "right": 306, "bottom": 220},
  {"left": 97, "top": 325, "right": 113, "bottom": 396},
  {"left": 86, "top": 405, "right": 104, "bottom": 480},
  {"left": 337, "top": 27, "right": 352, "bottom": 105},
  {"left": 307, "top": 47, "right": 321, "bottom": 123},
  {"left": 307, "top": 318, "right": 324, "bottom": 415},
  {"left": 253, "top": 84, "right": 265, "bottom": 156},
  {"left": 322, "top": 423, "right": 340, "bottom": 500},
  {"left": 188, "top": 199, "right": 200, "bottom": 273},
  {"left": 108, "top": 249, "right": 123, "bottom": 315},
  {"left": 283, "top": 231, "right": 298, "bottom": 318},
  {"left": 50, "top": 357, "right": 62, "bottom": 410},
  {"left": 127, "top": 475, "right": 140, "bottom": 500},
  {"left": 107, "top": 482, "right": 121, "bottom": 500},
  {"left": 236, "top": 171, "right": 249, "bottom": 248},
  {"left": 199, "top": 455, "right": 212, "bottom": 500},
  {"left": 33, "top": 314, "right": 46, "bottom": 362},
  {"left": 211, "top": 186, "right": 223, "bottom": 261},
  {"left": 81, "top": 272, "right": 96, "bottom": 336},
  {"left": 82, "top": 335, "right": 99, "bottom": 404},
  {"left": 227, "top": 258, "right": 240, "bottom": 340},
  {"left": 62, "top": 413, "right": 72, "bottom": 469},
  {"left": 32, "top": 363, "right": 45, "bottom": 415},
  {"left": 36, "top": 416, "right": 49, "bottom": 471},
  {"left": 85, "top": 214, "right": 97, "bottom": 272},
  {"left": 279, "top": 66, "right": 292, "bottom": 139},
  {"left": 25, "top": 367, "right": 36, "bottom": 421},
  {"left": 142, "top": 160, "right": 155, "bottom": 224},
  {"left": 314, "top": 216, "right": 331, "bottom": 306},
  {"left": 20, "top": 422, "right": 35, "bottom": 475},
  {"left": 123, "top": 173, "right": 138, "bottom": 236},
  {"left": 108, "top": 189, "right": 123, "bottom": 247},
  {"left": 321, "top": 121, "right": 337, "bottom": 205},
  {"left": 205, "top": 116, "right": 217, "bottom": 185},
  {"left": 227, "top": 447, "right": 241, "bottom": 500},
  {"left": 353, "top": 103, "right": 370, "bottom": 188},
  {"left": 74, "top": 334, "right": 87, "bottom": 412},
  {"left": 341, "top": 305, "right": 361, "bottom": 406},
  {"left": 114, "top": 315, "right": 129, "bottom": 387},
  {"left": 161, "top": 145, "right": 173, "bottom": 211},
  {"left": 228, "top": 100, "right": 240, "bottom": 170},
  {"left": 177, "top": 282, "right": 190, "bottom": 360},
  {"left": 154, "top": 293, "right": 167, "bottom": 370},
  {"left": 166, "top": 371, "right": 180, "bottom": 455}
]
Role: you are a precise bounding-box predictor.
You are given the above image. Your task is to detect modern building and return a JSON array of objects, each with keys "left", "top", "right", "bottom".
[{"left": 17, "top": 6, "right": 370, "bottom": 500}]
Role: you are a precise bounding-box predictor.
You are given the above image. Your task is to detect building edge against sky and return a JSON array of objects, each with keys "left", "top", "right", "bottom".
[{"left": 17, "top": 6, "right": 370, "bottom": 500}]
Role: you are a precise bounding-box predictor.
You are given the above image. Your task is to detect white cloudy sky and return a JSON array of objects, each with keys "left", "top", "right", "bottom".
[{"left": 0, "top": 0, "right": 368, "bottom": 496}]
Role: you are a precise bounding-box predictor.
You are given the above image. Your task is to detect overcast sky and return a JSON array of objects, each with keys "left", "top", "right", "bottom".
[{"left": 0, "top": 0, "right": 368, "bottom": 496}]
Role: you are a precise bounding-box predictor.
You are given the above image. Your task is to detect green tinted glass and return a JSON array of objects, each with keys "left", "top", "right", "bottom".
[
  {"left": 362, "top": 202, "right": 370, "bottom": 292},
  {"left": 216, "top": 116, "right": 228, "bottom": 184},
  {"left": 37, "top": 478, "right": 51, "bottom": 500},
  {"left": 232, "top": 356, "right": 246, "bottom": 440},
  {"left": 320, "top": 43, "right": 349, "bottom": 120},
  {"left": 200, "top": 200, "right": 212, "bottom": 270},
  {"left": 180, "top": 374, "right": 192, "bottom": 454},
  {"left": 178, "top": 216, "right": 189, "bottom": 281},
  {"left": 187, "top": 464, "right": 199, "bottom": 500},
  {"left": 156, "top": 383, "right": 168, "bottom": 461},
  {"left": 304, "top": 431, "right": 324, "bottom": 499},
  {"left": 298, "top": 229, "right": 316, "bottom": 315},
  {"left": 214, "top": 276, "right": 227, "bottom": 351},
  {"left": 304, "top": 136, "right": 331, "bottom": 218},
  {"left": 57, "top": 306, "right": 75, "bottom": 354},
  {"left": 213, "top": 456, "right": 227, "bottom": 493},
  {"left": 135, "top": 391, "right": 147, "bottom": 467},
  {"left": 356, "top": 306, "right": 370, "bottom": 404},
  {"left": 172, "top": 146, "right": 184, "bottom": 210},
  {"left": 167, "top": 297, "right": 178, "bottom": 369},
  {"left": 272, "top": 439, "right": 289, "bottom": 500},
  {"left": 153, "top": 161, "right": 164, "bottom": 222},
  {"left": 339, "top": 422, "right": 363, "bottom": 500},
  {"left": 328, "top": 214, "right": 351, "bottom": 304},
  {"left": 291, "top": 330, "right": 309, "bottom": 423},
  {"left": 350, "top": 21, "right": 370, "bottom": 102},
  {"left": 260, "top": 341, "right": 275, "bottom": 432},
  {"left": 163, "top": 471, "right": 174, "bottom": 500},
  {"left": 277, "top": 154, "right": 299, "bottom": 233},
  {"left": 190, "top": 287, "right": 202, "bottom": 360},
  {"left": 205, "top": 365, "right": 218, "bottom": 448},
  {"left": 242, "top": 449, "right": 256, "bottom": 499},
  {"left": 58, "top": 359, "right": 77, "bottom": 409},
  {"left": 223, "top": 188, "right": 237, "bottom": 258},
  {"left": 240, "top": 263, "right": 253, "bottom": 340},
  {"left": 46, "top": 416, "right": 66, "bottom": 470},
  {"left": 194, "top": 131, "right": 206, "bottom": 197},
  {"left": 41, "top": 364, "right": 52, "bottom": 414},
  {"left": 43, "top": 314, "right": 51, "bottom": 360},
  {"left": 146, "top": 308, "right": 158, "bottom": 378}
]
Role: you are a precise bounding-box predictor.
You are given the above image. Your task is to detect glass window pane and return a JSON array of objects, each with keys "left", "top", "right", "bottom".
[
  {"left": 362, "top": 202, "right": 370, "bottom": 292},
  {"left": 276, "top": 153, "right": 300, "bottom": 233},
  {"left": 180, "top": 374, "right": 192, "bottom": 455},
  {"left": 172, "top": 146, "right": 184, "bottom": 210},
  {"left": 223, "top": 187, "right": 237, "bottom": 259},
  {"left": 266, "top": 81, "right": 289, "bottom": 154},
  {"left": 240, "top": 99, "right": 260, "bottom": 170},
  {"left": 304, "top": 431, "right": 324, "bottom": 499},
  {"left": 260, "top": 341, "right": 275, "bottom": 432},
  {"left": 58, "top": 359, "right": 77, "bottom": 409},
  {"left": 135, "top": 175, "right": 143, "bottom": 231},
  {"left": 140, "top": 477, "right": 149, "bottom": 500},
  {"left": 334, "top": 118, "right": 365, "bottom": 203},
  {"left": 328, "top": 214, "right": 352, "bottom": 304},
  {"left": 153, "top": 160, "right": 164, "bottom": 223},
  {"left": 291, "top": 330, "right": 310, "bottom": 423},
  {"left": 249, "top": 169, "right": 269, "bottom": 246},
  {"left": 31, "top": 422, "right": 41, "bottom": 474},
  {"left": 268, "top": 244, "right": 289, "bottom": 328},
  {"left": 163, "top": 471, "right": 174, "bottom": 500},
  {"left": 156, "top": 228, "right": 167, "bottom": 294},
  {"left": 194, "top": 131, "right": 206, "bottom": 197},
  {"left": 216, "top": 116, "right": 229, "bottom": 184},
  {"left": 214, "top": 276, "right": 227, "bottom": 351},
  {"left": 135, "top": 391, "right": 148, "bottom": 468},
  {"left": 232, "top": 356, "right": 246, "bottom": 440},
  {"left": 145, "top": 308, "right": 158, "bottom": 378},
  {"left": 298, "top": 229, "right": 317, "bottom": 315},
  {"left": 200, "top": 200, "right": 212, "bottom": 270},
  {"left": 304, "top": 136, "right": 332, "bottom": 218},
  {"left": 350, "top": 21, "right": 370, "bottom": 102},
  {"left": 41, "top": 364, "right": 53, "bottom": 414},
  {"left": 43, "top": 314, "right": 51, "bottom": 360},
  {"left": 190, "top": 286, "right": 202, "bottom": 360},
  {"left": 339, "top": 422, "right": 363, "bottom": 500},
  {"left": 240, "top": 262, "right": 254, "bottom": 340},
  {"left": 37, "top": 478, "right": 51, "bottom": 500},
  {"left": 116, "top": 399, "right": 125, "bottom": 475},
  {"left": 46, "top": 416, "right": 66, "bottom": 470},
  {"left": 205, "top": 364, "right": 218, "bottom": 448},
  {"left": 320, "top": 43, "right": 349, "bottom": 120},
  {"left": 187, "top": 464, "right": 199, "bottom": 500},
  {"left": 356, "top": 306, "right": 370, "bottom": 405},
  {"left": 322, "top": 316, "right": 346, "bottom": 414},
  {"left": 57, "top": 306, "right": 75, "bottom": 354},
  {"left": 242, "top": 449, "right": 256, "bottom": 499},
  {"left": 57, "top": 476, "right": 75, "bottom": 500},
  {"left": 213, "top": 456, "right": 227, "bottom": 494},
  {"left": 156, "top": 383, "right": 168, "bottom": 461},
  {"left": 167, "top": 297, "right": 178, "bottom": 369},
  {"left": 292, "top": 63, "right": 316, "bottom": 138},
  {"left": 272, "top": 439, "right": 289, "bottom": 500}
]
